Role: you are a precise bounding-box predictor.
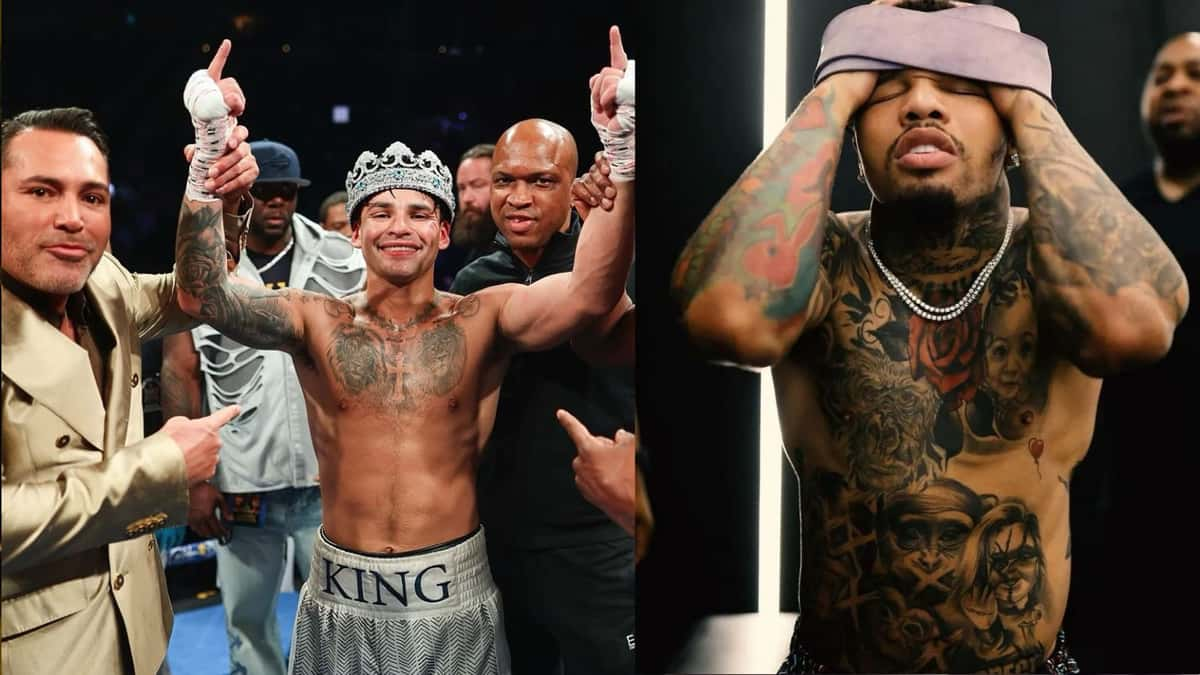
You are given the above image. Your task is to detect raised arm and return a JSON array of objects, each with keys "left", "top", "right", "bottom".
[
  {"left": 172, "top": 40, "right": 316, "bottom": 355},
  {"left": 567, "top": 152, "right": 635, "bottom": 367},
  {"left": 671, "top": 72, "right": 878, "bottom": 367},
  {"left": 497, "top": 27, "right": 637, "bottom": 351},
  {"left": 999, "top": 88, "right": 1190, "bottom": 375},
  {"left": 497, "top": 182, "right": 635, "bottom": 351}
]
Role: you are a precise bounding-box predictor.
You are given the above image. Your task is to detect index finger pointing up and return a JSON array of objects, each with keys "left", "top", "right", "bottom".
[
  {"left": 609, "top": 26, "right": 628, "bottom": 70},
  {"left": 207, "top": 39, "right": 232, "bottom": 80}
]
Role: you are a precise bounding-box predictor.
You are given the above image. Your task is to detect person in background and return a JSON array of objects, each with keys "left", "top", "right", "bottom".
[
  {"left": 319, "top": 189, "right": 351, "bottom": 237},
  {"left": 162, "top": 138, "right": 365, "bottom": 675},
  {"left": 1075, "top": 31, "right": 1200, "bottom": 674},
  {"left": 452, "top": 143, "right": 499, "bottom": 264},
  {"left": 450, "top": 27, "right": 637, "bottom": 675}
]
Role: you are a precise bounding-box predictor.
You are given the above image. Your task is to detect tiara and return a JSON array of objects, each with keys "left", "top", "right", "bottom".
[{"left": 345, "top": 141, "right": 455, "bottom": 223}]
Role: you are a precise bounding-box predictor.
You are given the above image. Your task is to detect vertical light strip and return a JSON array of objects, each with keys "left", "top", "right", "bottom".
[{"left": 758, "top": 0, "right": 788, "bottom": 614}]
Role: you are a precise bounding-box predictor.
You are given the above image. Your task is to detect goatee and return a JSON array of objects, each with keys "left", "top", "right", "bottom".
[
  {"left": 1149, "top": 122, "right": 1200, "bottom": 173},
  {"left": 878, "top": 185, "right": 960, "bottom": 237}
]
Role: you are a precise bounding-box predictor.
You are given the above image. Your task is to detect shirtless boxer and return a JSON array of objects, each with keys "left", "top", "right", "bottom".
[
  {"left": 673, "top": 2, "right": 1187, "bottom": 673},
  {"left": 172, "top": 36, "right": 634, "bottom": 675}
]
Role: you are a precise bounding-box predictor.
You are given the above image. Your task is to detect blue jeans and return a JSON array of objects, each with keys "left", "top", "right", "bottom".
[{"left": 217, "top": 486, "right": 321, "bottom": 675}]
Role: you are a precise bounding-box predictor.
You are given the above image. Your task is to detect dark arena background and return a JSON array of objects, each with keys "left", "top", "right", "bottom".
[{"left": 2, "top": 1, "right": 628, "bottom": 277}]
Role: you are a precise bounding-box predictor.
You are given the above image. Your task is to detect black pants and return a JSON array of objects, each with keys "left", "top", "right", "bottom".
[
  {"left": 778, "top": 623, "right": 1080, "bottom": 675},
  {"left": 488, "top": 538, "right": 635, "bottom": 675}
]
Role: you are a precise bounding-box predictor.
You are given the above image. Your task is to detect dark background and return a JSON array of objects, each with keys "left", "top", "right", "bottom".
[
  {"left": 635, "top": 1, "right": 1200, "bottom": 673},
  {"left": 2, "top": 0, "right": 629, "bottom": 275}
]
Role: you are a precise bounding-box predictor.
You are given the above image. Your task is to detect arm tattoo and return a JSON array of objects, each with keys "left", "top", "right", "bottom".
[
  {"left": 673, "top": 90, "right": 845, "bottom": 321},
  {"left": 1019, "top": 105, "right": 1187, "bottom": 324},
  {"left": 175, "top": 202, "right": 305, "bottom": 353}
]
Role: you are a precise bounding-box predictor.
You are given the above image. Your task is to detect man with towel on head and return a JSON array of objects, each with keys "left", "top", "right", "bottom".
[
  {"left": 673, "top": 1, "right": 1187, "bottom": 673},
  {"left": 170, "top": 36, "right": 633, "bottom": 675}
]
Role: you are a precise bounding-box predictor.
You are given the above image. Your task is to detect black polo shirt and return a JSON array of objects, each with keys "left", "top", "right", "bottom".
[{"left": 452, "top": 214, "right": 634, "bottom": 549}]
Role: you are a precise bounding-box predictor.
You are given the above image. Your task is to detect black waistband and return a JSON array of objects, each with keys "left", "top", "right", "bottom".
[{"left": 322, "top": 526, "right": 481, "bottom": 559}]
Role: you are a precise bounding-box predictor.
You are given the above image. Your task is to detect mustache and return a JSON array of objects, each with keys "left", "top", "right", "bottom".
[{"left": 454, "top": 205, "right": 495, "bottom": 227}]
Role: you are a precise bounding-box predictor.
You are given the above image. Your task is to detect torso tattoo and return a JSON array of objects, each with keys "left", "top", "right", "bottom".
[
  {"left": 318, "top": 293, "right": 481, "bottom": 413},
  {"left": 783, "top": 215, "right": 1087, "bottom": 674}
]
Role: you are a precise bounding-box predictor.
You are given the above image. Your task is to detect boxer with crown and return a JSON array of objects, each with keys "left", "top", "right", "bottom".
[{"left": 170, "top": 33, "right": 633, "bottom": 675}]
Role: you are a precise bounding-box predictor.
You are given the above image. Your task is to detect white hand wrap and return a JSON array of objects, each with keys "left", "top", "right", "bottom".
[
  {"left": 593, "top": 60, "right": 635, "bottom": 182},
  {"left": 183, "top": 70, "right": 232, "bottom": 202}
]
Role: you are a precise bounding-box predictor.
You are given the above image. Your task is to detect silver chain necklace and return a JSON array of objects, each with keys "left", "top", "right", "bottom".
[
  {"left": 864, "top": 211, "right": 1014, "bottom": 322},
  {"left": 254, "top": 236, "right": 294, "bottom": 275}
]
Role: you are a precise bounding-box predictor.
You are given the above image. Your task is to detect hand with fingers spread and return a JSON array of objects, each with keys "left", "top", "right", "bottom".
[
  {"left": 589, "top": 25, "right": 635, "bottom": 181},
  {"left": 556, "top": 409, "right": 636, "bottom": 536},
  {"left": 187, "top": 482, "right": 231, "bottom": 542},
  {"left": 571, "top": 151, "right": 617, "bottom": 221},
  {"left": 183, "top": 39, "right": 249, "bottom": 202},
  {"left": 162, "top": 404, "right": 240, "bottom": 486}
]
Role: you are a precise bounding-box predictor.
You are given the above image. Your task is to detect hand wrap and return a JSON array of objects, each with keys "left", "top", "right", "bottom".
[
  {"left": 593, "top": 60, "right": 635, "bottom": 182},
  {"left": 183, "top": 70, "right": 233, "bottom": 202}
]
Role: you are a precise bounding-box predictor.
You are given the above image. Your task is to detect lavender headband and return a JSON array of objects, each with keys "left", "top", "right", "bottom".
[{"left": 814, "top": 4, "right": 1053, "bottom": 103}]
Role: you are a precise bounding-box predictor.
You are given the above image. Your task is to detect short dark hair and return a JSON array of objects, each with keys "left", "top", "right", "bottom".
[
  {"left": 1, "top": 107, "right": 111, "bottom": 167},
  {"left": 459, "top": 143, "right": 495, "bottom": 165},
  {"left": 350, "top": 191, "right": 450, "bottom": 232},
  {"left": 319, "top": 190, "right": 348, "bottom": 222},
  {"left": 895, "top": 0, "right": 957, "bottom": 11}
]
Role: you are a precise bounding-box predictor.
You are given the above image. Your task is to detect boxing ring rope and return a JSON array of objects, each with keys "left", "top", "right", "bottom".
[{"left": 758, "top": 0, "right": 789, "bottom": 615}]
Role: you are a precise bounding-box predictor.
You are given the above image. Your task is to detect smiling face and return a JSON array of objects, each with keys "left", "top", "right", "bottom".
[
  {"left": 855, "top": 69, "right": 1008, "bottom": 209},
  {"left": 1, "top": 128, "right": 111, "bottom": 296},
  {"left": 490, "top": 119, "right": 578, "bottom": 255},
  {"left": 986, "top": 521, "right": 1040, "bottom": 613},
  {"left": 351, "top": 188, "right": 449, "bottom": 285}
]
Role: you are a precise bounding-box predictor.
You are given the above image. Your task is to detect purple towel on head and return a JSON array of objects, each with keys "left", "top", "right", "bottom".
[{"left": 814, "top": 4, "right": 1053, "bottom": 103}]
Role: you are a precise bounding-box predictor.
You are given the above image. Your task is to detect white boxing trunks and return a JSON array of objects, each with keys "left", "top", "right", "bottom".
[{"left": 289, "top": 526, "right": 510, "bottom": 675}]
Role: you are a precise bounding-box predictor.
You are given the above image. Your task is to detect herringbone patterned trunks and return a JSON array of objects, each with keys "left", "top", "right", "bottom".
[{"left": 289, "top": 526, "right": 510, "bottom": 675}]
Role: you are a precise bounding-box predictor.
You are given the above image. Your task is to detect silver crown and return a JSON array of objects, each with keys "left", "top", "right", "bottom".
[{"left": 345, "top": 141, "right": 455, "bottom": 224}]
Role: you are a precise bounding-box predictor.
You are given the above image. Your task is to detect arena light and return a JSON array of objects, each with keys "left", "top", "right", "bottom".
[{"left": 758, "top": 0, "right": 788, "bottom": 615}]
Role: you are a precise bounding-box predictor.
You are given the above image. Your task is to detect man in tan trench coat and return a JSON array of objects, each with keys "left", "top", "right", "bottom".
[{"left": 1, "top": 102, "right": 256, "bottom": 673}]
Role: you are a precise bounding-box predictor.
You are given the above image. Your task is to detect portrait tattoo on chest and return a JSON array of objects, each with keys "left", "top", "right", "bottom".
[
  {"left": 324, "top": 295, "right": 475, "bottom": 412},
  {"left": 327, "top": 323, "right": 393, "bottom": 399},
  {"left": 798, "top": 226, "right": 1056, "bottom": 673}
]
